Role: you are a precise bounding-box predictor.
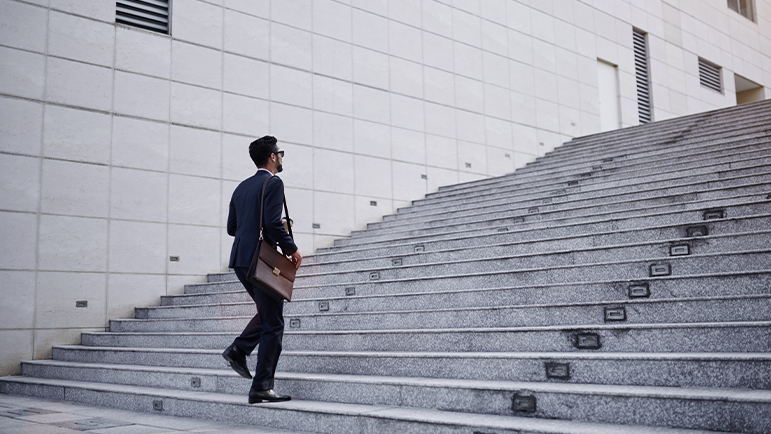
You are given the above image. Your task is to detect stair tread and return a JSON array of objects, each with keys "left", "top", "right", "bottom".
[{"left": 0, "top": 376, "right": 739, "bottom": 434}]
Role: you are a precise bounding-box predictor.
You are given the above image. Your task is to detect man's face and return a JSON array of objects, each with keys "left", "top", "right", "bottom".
[{"left": 274, "top": 148, "right": 284, "bottom": 173}]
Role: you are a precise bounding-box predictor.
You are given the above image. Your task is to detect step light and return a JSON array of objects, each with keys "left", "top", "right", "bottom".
[
  {"left": 511, "top": 394, "right": 536, "bottom": 413},
  {"left": 289, "top": 319, "right": 301, "bottom": 328},
  {"left": 592, "top": 165, "right": 602, "bottom": 170},
  {"left": 370, "top": 201, "right": 377, "bottom": 206},
  {"left": 567, "top": 180, "right": 579, "bottom": 186},
  {"left": 686, "top": 225, "right": 708, "bottom": 237},
  {"left": 345, "top": 287, "right": 356, "bottom": 296},
  {"left": 414, "top": 244, "right": 425, "bottom": 253},
  {"left": 552, "top": 189, "right": 567, "bottom": 196},
  {"left": 512, "top": 217, "right": 525, "bottom": 223},
  {"left": 319, "top": 301, "right": 329, "bottom": 311},
  {"left": 369, "top": 271, "right": 380, "bottom": 280},
  {"left": 76, "top": 301, "right": 88, "bottom": 308},
  {"left": 573, "top": 332, "right": 602, "bottom": 349},
  {"left": 392, "top": 258, "right": 403, "bottom": 266},
  {"left": 579, "top": 172, "right": 592, "bottom": 178},
  {"left": 497, "top": 227, "right": 508, "bottom": 232},
  {"left": 649, "top": 264, "right": 671, "bottom": 277},
  {"left": 169, "top": 256, "right": 179, "bottom": 262},
  {"left": 601, "top": 157, "right": 614, "bottom": 162},
  {"left": 703, "top": 209, "right": 725, "bottom": 220},
  {"left": 604, "top": 307, "right": 627, "bottom": 322},
  {"left": 190, "top": 377, "right": 201, "bottom": 388},
  {"left": 545, "top": 362, "right": 570, "bottom": 379},
  {"left": 670, "top": 245, "right": 690, "bottom": 256},
  {"left": 312, "top": 223, "right": 321, "bottom": 229},
  {"left": 628, "top": 283, "right": 650, "bottom": 298},
  {"left": 528, "top": 207, "right": 539, "bottom": 214},
  {"left": 153, "top": 400, "right": 163, "bottom": 411}
]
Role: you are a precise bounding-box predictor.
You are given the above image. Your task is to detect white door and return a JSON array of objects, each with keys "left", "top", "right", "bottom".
[{"left": 597, "top": 60, "right": 620, "bottom": 132}]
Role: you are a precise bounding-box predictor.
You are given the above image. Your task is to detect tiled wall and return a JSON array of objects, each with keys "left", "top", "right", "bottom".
[{"left": 0, "top": 0, "right": 769, "bottom": 374}]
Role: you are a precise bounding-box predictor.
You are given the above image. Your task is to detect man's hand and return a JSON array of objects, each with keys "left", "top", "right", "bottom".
[{"left": 290, "top": 250, "right": 302, "bottom": 270}]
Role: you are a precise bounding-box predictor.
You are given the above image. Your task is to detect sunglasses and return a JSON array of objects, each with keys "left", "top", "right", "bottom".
[{"left": 274, "top": 150, "right": 284, "bottom": 157}]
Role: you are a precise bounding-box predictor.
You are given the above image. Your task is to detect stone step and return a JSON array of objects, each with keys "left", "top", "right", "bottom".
[
  {"left": 445, "top": 107, "right": 771, "bottom": 190},
  {"left": 539, "top": 105, "right": 771, "bottom": 163},
  {"left": 431, "top": 104, "right": 770, "bottom": 201},
  {"left": 365, "top": 175, "right": 771, "bottom": 241},
  {"left": 14, "top": 360, "right": 771, "bottom": 433},
  {"left": 429, "top": 126, "right": 771, "bottom": 200},
  {"left": 0, "top": 376, "right": 740, "bottom": 434},
  {"left": 394, "top": 152, "right": 771, "bottom": 221},
  {"left": 78, "top": 321, "right": 771, "bottom": 353},
  {"left": 300, "top": 229, "right": 769, "bottom": 277},
  {"left": 290, "top": 250, "right": 771, "bottom": 290},
  {"left": 163, "top": 272, "right": 771, "bottom": 315},
  {"left": 41, "top": 347, "right": 771, "bottom": 389},
  {"left": 429, "top": 122, "right": 771, "bottom": 195},
  {"left": 307, "top": 214, "right": 771, "bottom": 267},
  {"left": 115, "top": 294, "right": 771, "bottom": 333},
  {"left": 332, "top": 193, "right": 771, "bottom": 250}
]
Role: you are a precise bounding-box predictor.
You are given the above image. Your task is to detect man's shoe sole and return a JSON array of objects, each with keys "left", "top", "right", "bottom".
[
  {"left": 248, "top": 396, "right": 291, "bottom": 404},
  {"left": 222, "top": 353, "right": 252, "bottom": 379}
]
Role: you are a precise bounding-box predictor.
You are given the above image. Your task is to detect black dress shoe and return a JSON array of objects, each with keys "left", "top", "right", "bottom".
[
  {"left": 248, "top": 389, "right": 291, "bottom": 403},
  {"left": 222, "top": 344, "right": 252, "bottom": 379}
]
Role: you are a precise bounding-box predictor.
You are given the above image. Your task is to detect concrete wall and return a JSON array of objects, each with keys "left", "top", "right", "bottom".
[{"left": 0, "top": 0, "right": 769, "bottom": 374}]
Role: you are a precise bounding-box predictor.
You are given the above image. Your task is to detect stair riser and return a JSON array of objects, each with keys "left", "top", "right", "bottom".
[
  {"left": 116, "top": 297, "right": 771, "bottom": 332},
  {"left": 348, "top": 183, "right": 771, "bottom": 245},
  {"left": 278, "top": 354, "right": 771, "bottom": 389},
  {"left": 418, "top": 137, "right": 771, "bottom": 204},
  {"left": 79, "top": 325, "right": 771, "bottom": 352},
  {"left": 334, "top": 198, "right": 771, "bottom": 249},
  {"left": 293, "top": 252, "right": 769, "bottom": 288},
  {"left": 156, "top": 274, "right": 771, "bottom": 315},
  {"left": 33, "top": 353, "right": 771, "bottom": 390},
  {"left": 386, "top": 163, "right": 771, "bottom": 224},
  {"left": 300, "top": 231, "right": 768, "bottom": 276},
  {"left": 16, "top": 363, "right": 771, "bottom": 433},
  {"left": 313, "top": 214, "right": 769, "bottom": 265}
]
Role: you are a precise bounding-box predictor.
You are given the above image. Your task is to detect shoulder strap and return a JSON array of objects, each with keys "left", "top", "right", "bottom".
[{"left": 257, "top": 175, "right": 294, "bottom": 242}]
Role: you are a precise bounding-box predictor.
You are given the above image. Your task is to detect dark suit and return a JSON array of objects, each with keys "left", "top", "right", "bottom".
[{"left": 227, "top": 169, "right": 297, "bottom": 391}]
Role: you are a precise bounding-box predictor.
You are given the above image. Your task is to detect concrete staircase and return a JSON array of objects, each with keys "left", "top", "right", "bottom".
[{"left": 3, "top": 99, "right": 771, "bottom": 433}]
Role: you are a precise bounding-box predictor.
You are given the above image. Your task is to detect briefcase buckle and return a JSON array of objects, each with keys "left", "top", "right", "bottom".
[{"left": 272, "top": 267, "right": 281, "bottom": 276}]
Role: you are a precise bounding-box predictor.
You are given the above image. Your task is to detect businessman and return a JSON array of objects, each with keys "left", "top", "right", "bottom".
[{"left": 222, "top": 135, "right": 302, "bottom": 404}]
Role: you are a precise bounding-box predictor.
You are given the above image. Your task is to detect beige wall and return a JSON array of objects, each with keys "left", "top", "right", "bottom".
[{"left": 1, "top": 0, "right": 770, "bottom": 375}]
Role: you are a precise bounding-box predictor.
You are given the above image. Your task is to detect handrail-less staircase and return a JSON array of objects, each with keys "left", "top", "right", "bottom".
[{"left": 2, "top": 99, "right": 771, "bottom": 433}]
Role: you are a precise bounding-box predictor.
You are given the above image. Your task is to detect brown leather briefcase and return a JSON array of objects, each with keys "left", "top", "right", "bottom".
[{"left": 247, "top": 175, "right": 296, "bottom": 302}]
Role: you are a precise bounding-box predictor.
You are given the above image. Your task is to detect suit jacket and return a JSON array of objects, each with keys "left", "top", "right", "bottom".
[{"left": 227, "top": 170, "right": 298, "bottom": 269}]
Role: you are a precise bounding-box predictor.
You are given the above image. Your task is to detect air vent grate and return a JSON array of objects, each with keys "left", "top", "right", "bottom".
[
  {"left": 633, "top": 29, "right": 652, "bottom": 124},
  {"left": 699, "top": 58, "right": 722, "bottom": 93},
  {"left": 116, "top": 0, "right": 170, "bottom": 34}
]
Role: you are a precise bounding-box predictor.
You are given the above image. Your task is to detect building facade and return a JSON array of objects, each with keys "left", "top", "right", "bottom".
[{"left": 0, "top": 0, "right": 769, "bottom": 374}]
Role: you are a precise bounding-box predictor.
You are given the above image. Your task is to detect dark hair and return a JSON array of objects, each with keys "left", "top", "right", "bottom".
[{"left": 249, "top": 136, "right": 278, "bottom": 167}]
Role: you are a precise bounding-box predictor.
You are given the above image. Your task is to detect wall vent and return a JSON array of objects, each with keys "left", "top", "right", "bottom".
[
  {"left": 633, "top": 29, "right": 652, "bottom": 124},
  {"left": 116, "top": 0, "right": 170, "bottom": 34},
  {"left": 699, "top": 58, "right": 722, "bottom": 93}
]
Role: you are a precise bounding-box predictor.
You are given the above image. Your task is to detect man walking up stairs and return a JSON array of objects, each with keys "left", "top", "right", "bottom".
[{"left": 2, "top": 100, "right": 770, "bottom": 433}]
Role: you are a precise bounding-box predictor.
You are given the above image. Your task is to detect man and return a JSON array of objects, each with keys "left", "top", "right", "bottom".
[{"left": 222, "top": 135, "right": 302, "bottom": 404}]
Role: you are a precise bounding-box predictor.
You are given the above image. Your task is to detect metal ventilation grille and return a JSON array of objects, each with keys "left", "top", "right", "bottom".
[
  {"left": 633, "top": 29, "right": 652, "bottom": 124},
  {"left": 699, "top": 58, "right": 722, "bottom": 92},
  {"left": 116, "top": 0, "right": 170, "bottom": 34}
]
